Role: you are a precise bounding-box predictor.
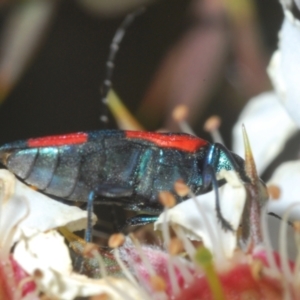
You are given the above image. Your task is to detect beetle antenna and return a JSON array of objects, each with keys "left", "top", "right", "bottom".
[{"left": 100, "top": 7, "right": 146, "bottom": 126}]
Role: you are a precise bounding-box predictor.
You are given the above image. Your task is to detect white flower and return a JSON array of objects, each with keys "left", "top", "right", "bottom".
[{"left": 14, "top": 230, "right": 144, "bottom": 300}]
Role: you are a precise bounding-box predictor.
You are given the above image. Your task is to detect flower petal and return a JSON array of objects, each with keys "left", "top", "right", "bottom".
[
  {"left": 268, "top": 3, "right": 300, "bottom": 128},
  {"left": 0, "top": 169, "right": 97, "bottom": 245},
  {"left": 232, "top": 91, "right": 298, "bottom": 175},
  {"left": 267, "top": 160, "right": 300, "bottom": 219},
  {"left": 266, "top": 160, "right": 300, "bottom": 260}
]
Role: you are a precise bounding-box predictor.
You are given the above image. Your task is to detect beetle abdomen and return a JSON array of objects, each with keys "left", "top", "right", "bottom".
[
  {"left": 3, "top": 145, "right": 81, "bottom": 198},
  {"left": 25, "top": 147, "right": 58, "bottom": 190},
  {"left": 45, "top": 146, "right": 80, "bottom": 197},
  {"left": 6, "top": 148, "right": 38, "bottom": 179}
]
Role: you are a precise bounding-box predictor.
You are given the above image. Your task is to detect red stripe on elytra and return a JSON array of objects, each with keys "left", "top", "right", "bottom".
[
  {"left": 28, "top": 132, "right": 88, "bottom": 147},
  {"left": 125, "top": 131, "right": 208, "bottom": 152}
]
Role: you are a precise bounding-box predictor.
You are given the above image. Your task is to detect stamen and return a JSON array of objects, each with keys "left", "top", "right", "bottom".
[
  {"left": 129, "top": 234, "right": 156, "bottom": 277},
  {"left": 203, "top": 115, "right": 224, "bottom": 144},
  {"left": 172, "top": 225, "right": 196, "bottom": 261},
  {"left": 293, "top": 221, "right": 300, "bottom": 232},
  {"left": 113, "top": 247, "right": 139, "bottom": 289},
  {"left": 108, "top": 233, "right": 152, "bottom": 299},
  {"left": 162, "top": 207, "right": 170, "bottom": 249},
  {"left": 83, "top": 237, "right": 144, "bottom": 300},
  {"left": 279, "top": 203, "right": 300, "bottom": 298},
  {"left": 280, "top": 204, "right": 297, "bottom": 281},
  {"left": 174, "top": 179, "right": 189, "bottom": 197},
  {"left": 174, "top": 180, "right": 227, "bottom": 261},
  {"left": 33, "top": 268, "right": 44, "bottom": 280},
  {"left": 108, "top": 233, "right": 125, "bottom": 249},
  {"left": 251, "top": 260, "right": 263, "bottom": 280},
  {"left": 171, "top": 256, "right": 194, "bottom": 284},
  {"left": 90, "top": 293, "right": 110, "bottom": 300},
  {"left": 172, "top": 105, "right": 188, "bottom": 122},
  {"left": 82, "top": 242, "right": 99, "bottom": 258},
  {"left": 293, "top": 222, "right": 300, "bottom": 293},
  {"left": 188, "top": 190, "right": 224, "bottom": 262},
  {"left": 104, "top": 277, "right": 136, "bottom": 300},
  {"left": 107, "top": 90, "right": 144, "bottom": 130},
  {"left": 260, "top": 206, "right": 279, "bottom": 275},
  {"left": 168, "top": 237, "right": 184, "bottom": 255},
  {"left": 156, "top": 193, "right": 179, "bottom": 296},
  {"left": 158, "top": 192, "right": 175, "bottom": 249},
  {"left": 84, "top": 243, "right": 107, "bottom": 278},
  {"left": 150, "top": 275, "right": 167, "bottom": 292},
  {"left": 172, "top": 105, "right": 195, "bottom": 135},
  {"left": 58, "top": 226, "right": 85, "bottom": 244},
  {"left": 128, "top": 234, "right": 167, "bottom": 299},
  {"left": 195, "top": 247, "right": 226, "bottom": 300},
  {"left": 158, "top": 191, "right": 176, "bottom": 209},
  {"left": 166, "top": 256, "right": 179, "bottom": 296},
  {"left": 158, "top": 191, "right": 173, "bottom": 248},
  {"left": 174, "top": 179, "right": 224, "bottom": 259},
  {"left": 267, "top": 185, "right": 281, "bottom": 200},
  {"left": 111, "top": 243, "right": 152, "bottom": 300}
]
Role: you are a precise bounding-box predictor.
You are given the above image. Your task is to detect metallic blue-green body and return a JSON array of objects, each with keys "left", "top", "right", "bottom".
[{"left": 0, "top": 130, "right": 244, "bottom": 213}]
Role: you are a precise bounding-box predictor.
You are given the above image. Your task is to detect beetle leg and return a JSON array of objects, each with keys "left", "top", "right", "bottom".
[
  {"left": 203, "top": 144, "right": 233, "bottom": 231},
  {"left": 119, "top": 214, "right": 159, "bottom": 233},
  {"left": 125, "top": 214, "right": 158, "bottom": 227},
  {"left": 84, "top": 190, "right": 95, "bottom": 242}
]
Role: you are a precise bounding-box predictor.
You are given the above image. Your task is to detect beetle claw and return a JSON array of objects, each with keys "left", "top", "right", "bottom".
[{"left": 217, "top": 210, "right": 234, "bottom": 232}]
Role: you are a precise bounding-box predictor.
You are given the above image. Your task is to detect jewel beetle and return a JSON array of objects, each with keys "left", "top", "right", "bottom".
[
  {"left": 0, "top": 8, "right": 260, "bottom": 235},
  {"left": 0, "top": 129, "right": 251, "bottom": 231}
]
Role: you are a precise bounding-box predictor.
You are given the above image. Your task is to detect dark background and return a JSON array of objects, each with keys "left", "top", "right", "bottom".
[
  {"left": 0, "top": 0, "right": 285, "bottom": 236},
  {"left": 0, "top": 0, "right": 282, "bottom": 145}
]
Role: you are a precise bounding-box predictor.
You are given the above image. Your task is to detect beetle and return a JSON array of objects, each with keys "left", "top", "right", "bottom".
[
  {"left": 0, "top": 8, "right": 260, "bottom": 237},
  {"left": 0, "top": 129, "right": 250, "bottom": 231}
]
